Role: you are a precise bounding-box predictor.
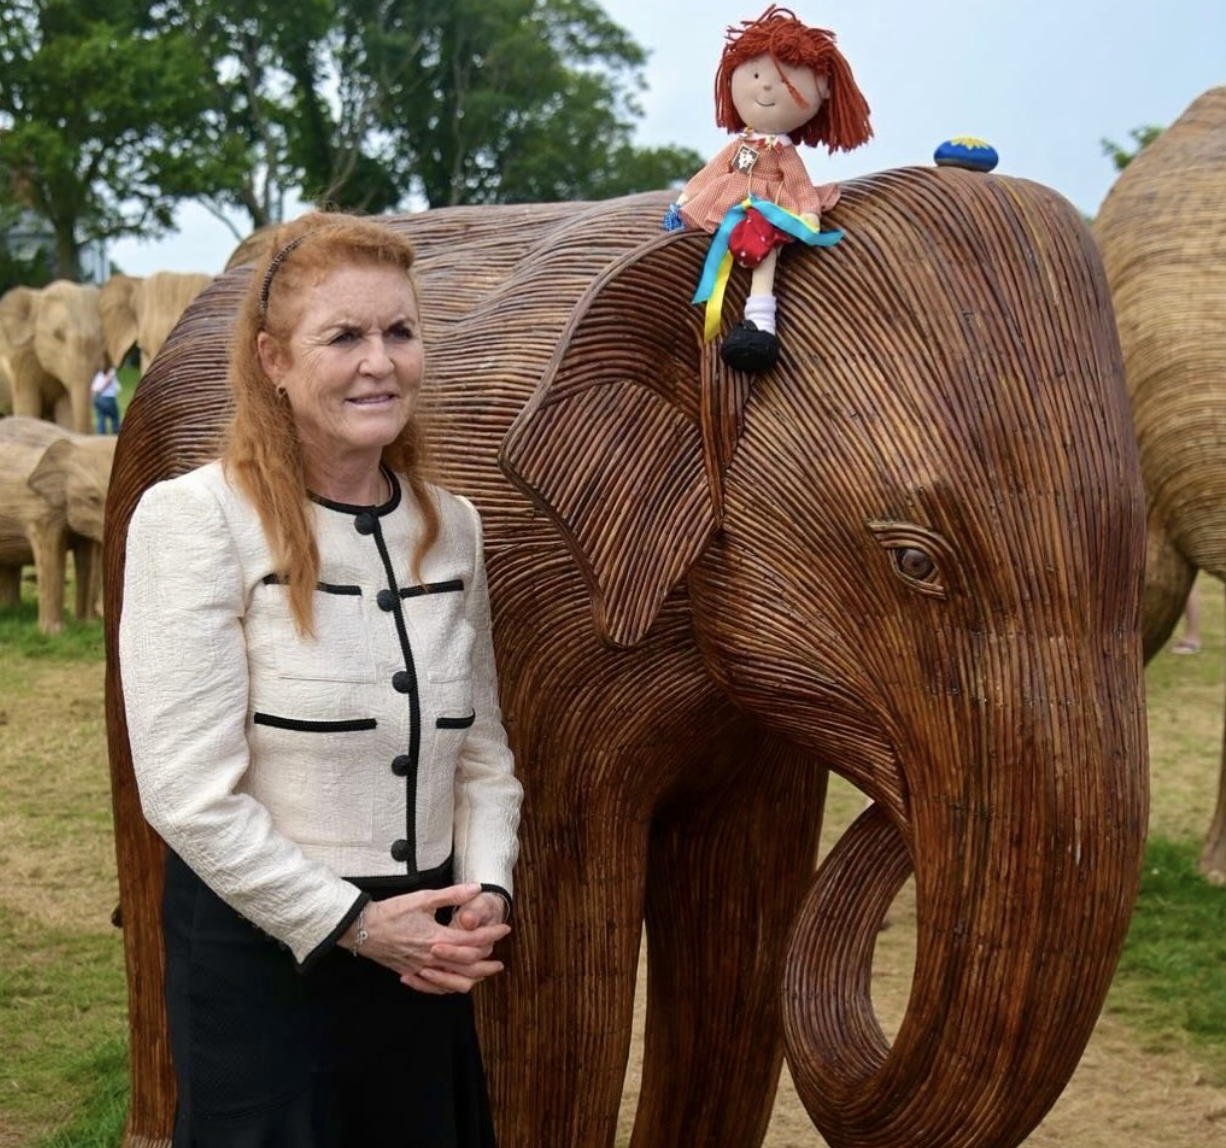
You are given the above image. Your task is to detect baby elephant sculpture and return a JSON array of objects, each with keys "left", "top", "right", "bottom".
[
  {"left": 105, "top": 167, "right": 1148, "bottom": 1148},
  {"left": 99, "top": 271, "right": 212, "bottom": 374},
  {"left": 0, "top": 417, "right": 116, "bottom": 631}
]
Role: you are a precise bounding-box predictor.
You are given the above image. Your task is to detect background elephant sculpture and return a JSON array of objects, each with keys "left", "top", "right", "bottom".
[
  {"left": 1095, "top": 84, "right": 1226, "bottom": 882},
  {"left": 0, "top": 279, "right": 106, "bottom": 435},
  {"left": 99, "top": 271, "right": 212, "bottom": 374},
  {"left": 0, "top": 417, "right": 116, "bottom": 631},
  {"left": 0, "top": 353, "right": 12, "bottom": 416},
  {"left": 104, "top": 168, "right": 1148, "bottom": 1148}
]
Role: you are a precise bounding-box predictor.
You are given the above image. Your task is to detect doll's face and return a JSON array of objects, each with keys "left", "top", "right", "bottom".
[{"left": 730, "top": 54, "right": 828, "bottom": 136}]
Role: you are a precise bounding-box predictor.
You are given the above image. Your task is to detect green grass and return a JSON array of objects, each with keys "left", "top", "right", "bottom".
[
  {"left": 3, "top": 574, "right": 1226, "bottom": 1142},
  {"left": 0, "top": 596, "right": 105, "bottom": 662},
  {"left": 116, "top": 366, "right": 139, "bottom": 420},
  {"left": 0, "top": 905, "right": 129, "bottom": 1145},
  {"left": 1110, "top": 836, "right": 1226, "bottom": 1082},
  {"left": 36, "top": 1040, "right": 129, "bottom": 1148}
]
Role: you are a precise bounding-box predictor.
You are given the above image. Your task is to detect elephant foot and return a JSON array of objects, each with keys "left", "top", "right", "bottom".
[
  {"left": 720, "top": 321, "right": 779, "bottom": 373},
  {"left": 1199, "top": 837, "right": 1226, "bottom": 885}
]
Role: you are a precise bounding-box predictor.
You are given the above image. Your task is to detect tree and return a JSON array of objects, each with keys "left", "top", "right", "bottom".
[
  {"left": 1100, "top": 125, "right": 1163, "bottom": 173},
  {"left": 384, "top": 0, "right": 704, "bottom": 207},
  {"left": 0, "top": 0, "right": 228, "bottom": 279},
  {"left": 158, "top": 0, "right": 702, "bottom": 225}
]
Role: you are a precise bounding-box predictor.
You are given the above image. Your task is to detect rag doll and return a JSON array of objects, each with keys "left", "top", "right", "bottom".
[{"left": 667, "top": 5, "right": 872, "bottom": 372}]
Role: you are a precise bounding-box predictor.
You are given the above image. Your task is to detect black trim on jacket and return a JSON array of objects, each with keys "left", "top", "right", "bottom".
[
  {"left": 253, "top": 713, "right": 377, "bottom": 733},
  {"left": 368, "top": 512, "right": 421, "bottom": 878},
  {"left": 400, "top": 579, "right": 464, "bottom": 598},
  {"left": 436, "top": 711, "right": 476, "bottom": 730},
  {"left": 307, "top": 465, "right": 401, "bottom": 516},
  {"left": 296, "top": 890, "right": 370, "bottom": 975},
  {"left": 259, "top": 574, "right": 361, "bottom": 595}
]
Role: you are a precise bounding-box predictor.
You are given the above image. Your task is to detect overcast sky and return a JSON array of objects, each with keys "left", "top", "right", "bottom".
[{"left": 109, "top": 0, "right": 1226, "bottom": 276}]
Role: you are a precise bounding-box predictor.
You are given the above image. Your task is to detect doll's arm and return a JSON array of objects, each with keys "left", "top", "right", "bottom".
[{"left": 678, "top": 140, "right": 741, "bottom": 206}]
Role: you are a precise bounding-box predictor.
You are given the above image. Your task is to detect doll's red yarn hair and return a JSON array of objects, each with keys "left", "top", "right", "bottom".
[{"left": 714, "top": 5, "right": 872, "bottom": 152}]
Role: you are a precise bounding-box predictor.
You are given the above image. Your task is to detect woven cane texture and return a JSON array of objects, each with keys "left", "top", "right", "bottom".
[
  {"left": 106, "top": 172, "right": 1147, "bottom": 1148},
  {"left": 1095, "top": 86, "right": 1226, "bottom": 880},
  {"left": 1096, "top": 87, "right": 1226, "bottom": 648}
]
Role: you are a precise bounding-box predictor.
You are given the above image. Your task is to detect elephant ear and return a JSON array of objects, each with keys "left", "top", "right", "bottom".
[
  {"left": 500, "top": 230, "right": 751, "bottom": 649},
  {"left": 0, "top": 286, "right": 39, "bottom": 348},
  {"left": 99, "top": 275, "right": 142, "bottom": 367},
  {"left": 27, "top": 437, "right": 72, "bottom": 509}
]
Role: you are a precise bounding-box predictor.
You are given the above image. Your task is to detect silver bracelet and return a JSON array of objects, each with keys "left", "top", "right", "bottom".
[{"left": 349, "top": 906, "right": 369, "bottom": 956}]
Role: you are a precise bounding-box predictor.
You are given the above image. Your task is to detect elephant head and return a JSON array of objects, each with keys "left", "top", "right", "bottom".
[
  {"left": 99, "top": 272, "right": 212, "bottom": 373},
  {"left": 0, "top": 279, "right": 104, "bottom": 434},
  {"left": 27, "top": 432, "right": 117, "bottom": 543},
  {"left": 1095, "top": 85, "right": 1226, "bottom": 878},
  {"left": 501, "top": 168, "right": 1148, "bottom": 1146}
]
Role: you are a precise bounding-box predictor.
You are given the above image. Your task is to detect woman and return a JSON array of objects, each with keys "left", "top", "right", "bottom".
[{"left": 119, "top": 211, "right": 522, "bottom": 1146}]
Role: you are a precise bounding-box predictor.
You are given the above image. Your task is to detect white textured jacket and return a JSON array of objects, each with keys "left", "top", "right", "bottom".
[{"left": 119, "top": 461, "right": 521, "bottom": 969}]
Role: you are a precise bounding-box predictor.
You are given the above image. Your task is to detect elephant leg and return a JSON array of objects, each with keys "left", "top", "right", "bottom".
[
  {"left": 72, "top": 539, "right": 92, "bottom": 620},
  {"left": 0, "top": 565, "right": 20, "bottom": 610},
  {"left": 1202, "top": 693, "right": 1226, "bottom": 884},
  {"left": 71, "top": 539, "right": 103, "bottom": 620},
  {"left": 479, "top": 798, "right": 649, "bottom": 1148},
  {"left": 631, "top": 734, "right": 828, "bottom": 1148},
  {"left": 29, "top": 523, "right": 67, "bottom": 634}
]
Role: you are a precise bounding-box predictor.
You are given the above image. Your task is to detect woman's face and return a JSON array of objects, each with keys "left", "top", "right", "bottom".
[
  {"left": 730, "top": 54, "right": 827, "bottom": 136},
  {"left": 258, "top": 262, "right": 424, "bottom": 473}
]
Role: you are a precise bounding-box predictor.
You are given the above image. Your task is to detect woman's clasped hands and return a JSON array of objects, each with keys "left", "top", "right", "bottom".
[{"left": 352, "top": 882, "right": 510, "bottom": 995}]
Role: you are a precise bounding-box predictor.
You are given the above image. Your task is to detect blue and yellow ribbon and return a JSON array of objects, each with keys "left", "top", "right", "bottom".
[{"left": 692, "top": 195, "right": 844, "bottom": 343}]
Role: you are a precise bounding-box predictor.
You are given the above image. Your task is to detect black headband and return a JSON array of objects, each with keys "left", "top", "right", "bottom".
[{"left": 257, "top": 234, "right": 309, "bottom": 319}]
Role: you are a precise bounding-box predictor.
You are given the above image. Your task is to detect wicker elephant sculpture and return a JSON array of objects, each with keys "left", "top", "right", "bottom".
[
  {"left": 0, "top": 417, "right": 115, "bottom": 631},
  {"left": 0, "top": 280, "right": 106, "bottom": 435},
  {"left": 1095, "top": 85, "right": 1226, "bottom": 882},
  {"left": 105, "top": 167, "right": 1148, "bottom": 1148}
]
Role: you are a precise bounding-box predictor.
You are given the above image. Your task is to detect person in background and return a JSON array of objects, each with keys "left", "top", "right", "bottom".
[
  {"left": 1172, "top": 581, "right": 1202, "bottom": 654},
  {"left": 119, "top": 211, "right": 522, "bottom": 1147},
  {"left": 90, "top": 364, "right": 121, "bottom": 433}
]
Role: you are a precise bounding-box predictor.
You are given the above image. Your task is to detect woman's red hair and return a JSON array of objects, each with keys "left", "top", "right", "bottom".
[
  {"left": 222, "top": 210, "right": 440, "bottom": 636},
  {"left": 714, "top": 5, "right": 872, "bottom": 152}
]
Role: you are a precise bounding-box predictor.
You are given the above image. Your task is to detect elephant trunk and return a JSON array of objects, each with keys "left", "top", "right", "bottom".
[{"left": 783, "top": 644, "right": 1147, "bottom": 1148}]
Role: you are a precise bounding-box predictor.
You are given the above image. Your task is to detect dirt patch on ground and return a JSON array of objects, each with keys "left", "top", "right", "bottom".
[
  {"left": 619, "top": 857, "right": 1226, "bottom": 1146},
  {"left": 9, "top": 581, "right": 1226, "bottom": 1146}
]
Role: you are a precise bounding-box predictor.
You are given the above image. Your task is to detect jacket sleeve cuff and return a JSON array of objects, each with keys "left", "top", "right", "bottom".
[
  {"left": 296, "top": 890, "right": 371, "bottom": 974},
  {"left": 480, "top": 883, "right": 513, "bottom": 923}
]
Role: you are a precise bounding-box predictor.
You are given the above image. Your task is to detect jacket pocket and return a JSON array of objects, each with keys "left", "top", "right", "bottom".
[
  {"left": 248, "top": 583, "right": 377, "bottom": 685},
  {"left": 247, "top": 714, "right": 379, "bottom": 845}
]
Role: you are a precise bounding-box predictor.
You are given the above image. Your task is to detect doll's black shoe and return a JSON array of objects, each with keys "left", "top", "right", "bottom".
[{"left": 720, "top": 320, "right": 780, "bottom": 372}]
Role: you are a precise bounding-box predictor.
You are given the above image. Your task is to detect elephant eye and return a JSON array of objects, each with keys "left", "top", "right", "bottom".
[
  {"left": 894, "top": 547, "right": 936, "bottom": 582},
  {"left": 867, "top": 521, "right": 955, "bottom": 601}
]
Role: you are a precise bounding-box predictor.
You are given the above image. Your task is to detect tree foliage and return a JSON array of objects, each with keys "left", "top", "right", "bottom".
[
  {"left": 0, "top": 0, "right": 703, "bottom": 269},
  {"left": 165, "top": 0, "right": 703, "bottom": 219},
  {"left": 0, "top": 0, "right": 227, "bottom": 278},
  {"left": 1101, "top": 125, "right": 1163, "bottom": 173}
]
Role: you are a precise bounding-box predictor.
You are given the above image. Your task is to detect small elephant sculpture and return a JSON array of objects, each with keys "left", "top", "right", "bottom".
[
  {"left": 105, "top": 167, "right": 1148, "bottom": 1148},
  {"left": 0, "top": 417, "right": 116, "bottom": 631},
  {"left": 1096, "top": 84, "right": 1226, "bottom": 881},
  {"left": 0, "top": 279, "right": 106, "bottom": 435},
  {"left": 99, "top": 272, "right": 212, "bottom": 374}
]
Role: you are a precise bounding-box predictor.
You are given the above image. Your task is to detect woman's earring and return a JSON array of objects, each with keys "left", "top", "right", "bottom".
[{"left": 275, "top": 384, "right": 288, "bottom": 400}]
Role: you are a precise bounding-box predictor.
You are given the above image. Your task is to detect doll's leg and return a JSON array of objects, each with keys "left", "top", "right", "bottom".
[{"left": 722, "top": 251, "right": 781, "bottom": 373}]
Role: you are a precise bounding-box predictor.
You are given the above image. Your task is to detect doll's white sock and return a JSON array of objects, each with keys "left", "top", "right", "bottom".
[{"left": 744, "top": 294, "right": 777, "bottom": 335}]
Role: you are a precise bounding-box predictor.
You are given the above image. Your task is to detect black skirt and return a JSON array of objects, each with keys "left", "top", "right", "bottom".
[{"left": 163, "top": 851, "right": 496, "bottom": 1148}]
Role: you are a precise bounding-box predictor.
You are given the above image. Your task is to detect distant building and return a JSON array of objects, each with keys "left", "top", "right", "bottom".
[{"left": 4, "top": 209, "right": 108, "bottom": 283}]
